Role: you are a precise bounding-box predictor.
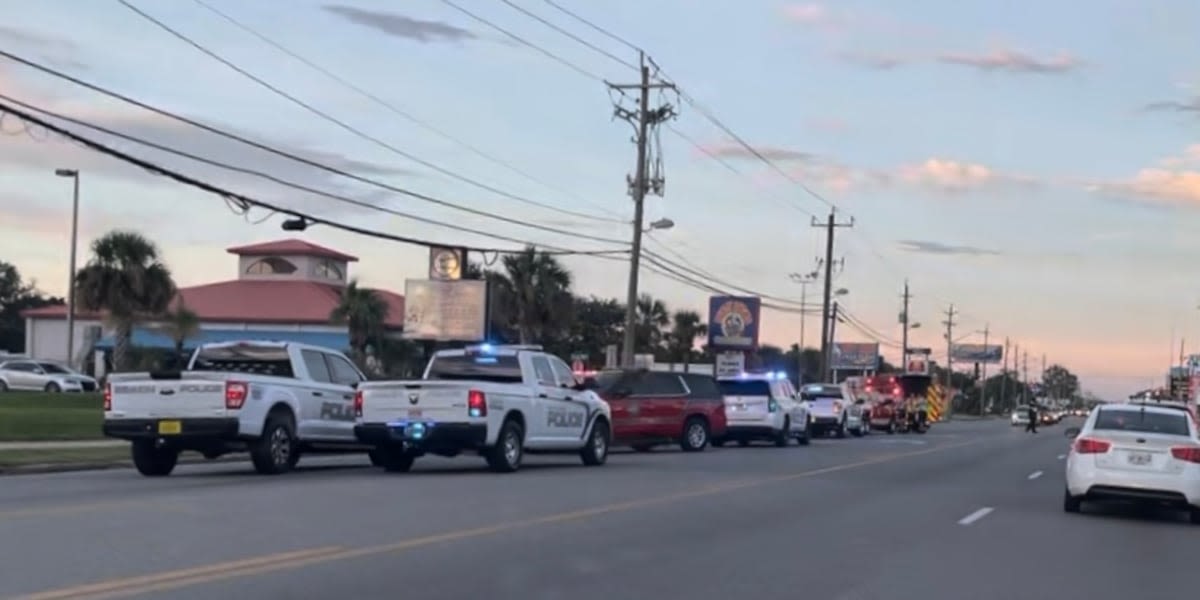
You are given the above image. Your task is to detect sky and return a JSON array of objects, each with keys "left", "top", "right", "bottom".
[{"left": 1, "top": 0, "right": 1199, "bottom": 399}]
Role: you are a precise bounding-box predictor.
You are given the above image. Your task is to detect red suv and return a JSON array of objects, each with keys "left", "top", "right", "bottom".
[{"left": 594, "top": 369, "right": 728, "bottom": 452}]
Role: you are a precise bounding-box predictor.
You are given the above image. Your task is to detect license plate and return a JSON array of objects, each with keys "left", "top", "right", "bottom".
[
  {"left": 734, "top": 404, "right": 745, "bottom": 410},
  {"left": 1127, "top": 452, "right": 1152, "bottom": 466},
  {"left": 407, "top": 409, "right": 423, "bottom": 418},
  {"left": 157, "top": 420, "right": 182, "bottom": 435}
]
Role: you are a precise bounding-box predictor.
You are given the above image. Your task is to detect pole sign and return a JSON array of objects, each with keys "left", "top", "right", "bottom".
[
  {"left": 707, "top": 296, "right": 761, "bottom": 351},
  {"left": 905, "top": 347, "right": 931, "bottom": 375},
  {"left": 428, "top": 246, "right": 465, "bottom": 281},
  {"left": 715, "top": 351, "right": 745, "bottom": 378},
  {"left": 830, "top": 342, "right": 879, "bottom": 370},
  {"left": 950, "top": 343, "right": 1003, "bottom": 364}
]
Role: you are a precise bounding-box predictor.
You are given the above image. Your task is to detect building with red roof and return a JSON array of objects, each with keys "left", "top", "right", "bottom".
[{"left": 22, "top": 239, "right": 404, "bottom": 367}]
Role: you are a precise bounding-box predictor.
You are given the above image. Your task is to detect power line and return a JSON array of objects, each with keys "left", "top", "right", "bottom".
[
  {"left": 116, "top": 0, "right": 626, "bottom": 244},
  {"left": 0, "top": 97, "right": 626, "bottom": 257},
  {"left": 495, "top": 0, "right": 638, "bottom": 71},
  {"left": 187, "top": 0, "right": 626, "bottom": 225},
  {"left": 538, "top": 0, "right": 642, "bottom": 53},
  {"left": 0, "top": 49, "right": 625, "bottom": 245}
]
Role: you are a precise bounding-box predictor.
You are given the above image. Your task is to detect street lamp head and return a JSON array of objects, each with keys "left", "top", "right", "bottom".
[
  {"left": 55, "top": 168, "right": 78, "bottom": 178},
  {"left": 911, "top": 322, "right": 922, "bottom": 329},
  {"left": 834, "top": 288, "right": 849, "bottom": 296},
  {"left": 648, "top": 218, "right": 675, "bottom": 231}
]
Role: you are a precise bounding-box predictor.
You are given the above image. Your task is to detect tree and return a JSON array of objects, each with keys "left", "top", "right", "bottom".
[
  {"left": 1042, "top": 364, "right": 1079, "bottom": 399},
  {"left": 565, "top": 296, "right": 624, "bottom": 367},
  {"left": 156, "top": 303, "right": 200, "bottom": 356},
  {"left": 0, "top": 261, "right": 64, "bottom": 352},
  {"left": 74, "top": 231, "right": 176, "bottom": 372},
  {"left": 786, "top": 344, "right": 823, "bottom": 385},
  {"left": 667, "top": 310, "right": 705, "bottom": 372},
  {"left": 330, "top": 279, "right": 389, "bottom": 361},
  {"left": 634, "top": 294, "right": 670, "bottom": 355},
  {"left": 492, "top": 247, "right": 573, "bottom": 345}
]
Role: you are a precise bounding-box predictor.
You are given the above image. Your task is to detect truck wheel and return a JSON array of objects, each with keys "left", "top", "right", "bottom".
[
  {"left": 485, "top": 419, "right": 524, "bottom": 473},
  {"left": 886, "top": 419, "right": 896, "bottom": 434},
  {"left": 250, "top": 413, "right": 297, "bottom": 475},
  {"left": 774, "top": 417, "right": 790, "bottom": 447},
  {"left": 131, "top": 441, "right": 178, "bottom": 477},
  {"left": 580, "top": 420, "right": 610, "bottom": 466},
  {"left": 44, "top": 382, "right": 61, "bottom": 393},
  {"left": 680, "top": 417, "right": 709, "bottom": 452},
  {"left": 836, "top": 417, "right": 848, "bottom": 439},
  {"left": 797, "top": 418, "right": 811, "bottom": 446},
  {"left": 380, "top": 449, "right": 415, "bottom": 473}
]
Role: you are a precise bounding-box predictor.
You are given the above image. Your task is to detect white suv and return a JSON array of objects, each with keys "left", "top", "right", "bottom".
[{"left": 714, "top": 373, "right": 810, "bottom": 447}]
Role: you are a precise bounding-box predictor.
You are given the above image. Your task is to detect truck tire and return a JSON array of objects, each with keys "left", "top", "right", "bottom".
[
  {"left": 250, "top": 413, "right": 297, "bottom": 475},
  {"left": 680, "top": 416, "right": 709, "bottom": 452},
  {"left": 774, "top": 417, "right": 790, "bottom": 447},
  {"left": 580, "top": 419, "right": 610, "bottom": 466},
  {"left": 886, "top": 419, "right": 896, "bottom": 434},
  {"left": 836, "top": 417, "right": 848, "bottom": 439},
  {"left": 797, "top": 418, "right": 811, "bottom": 446},
  {"left": 485, "top": 419, "right": 524, "bottom": 473},
  {"left": 380, "top": 449, "right": 415, "bottom": 473},
  {"left": 131, "top": 441, "right": 178, "bottom": 477}
]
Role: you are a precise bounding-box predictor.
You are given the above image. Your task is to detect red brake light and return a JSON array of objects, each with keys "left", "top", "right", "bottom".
[
  {"left": 1171, "top": 446, "right": 1200, "bottom": 464},
  {"left": 1074, "top": 437, "right": 1111, "bottom": 454},
  {"left": 103, "top": 382, "right": 112, "bottom": 411},
  {"left": 353, "top": 390, "right": 364, "bottom": 418},
  {"left": 225, "top": 381, "right": 248, "bottom": 409},
  {"left": 468, "top": 389, "right": 487, "bottom": 417}
]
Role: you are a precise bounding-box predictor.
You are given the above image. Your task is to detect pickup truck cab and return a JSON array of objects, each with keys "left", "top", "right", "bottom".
[
  {"left": 354, "top": 344, "right": 612, "bottom": 473},
  {"left": 103, "top": 341, "right": 368, "bottom": 477}
]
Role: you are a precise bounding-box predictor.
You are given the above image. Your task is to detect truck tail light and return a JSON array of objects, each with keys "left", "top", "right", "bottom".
[
  {"left": 468, "top": 389, "right": 487, "bottom": 417},
  {"left": 1170, "top": 446, "right": 1200, "bottom": 464},
  {"left": 1074, "top": 437, "right": 1111, "bottom": 454},
  {"left": 225, "top": 381, "right": 248, "bottom": 409},
  {"left": 353, "top": 390, "right": 364, "bottom": 418},
  {"left": 103, "top": 382, "right": 112, "bottom": 411}
]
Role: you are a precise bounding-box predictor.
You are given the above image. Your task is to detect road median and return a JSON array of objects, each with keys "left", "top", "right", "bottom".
[{"left": 0, "top": 443, "right": 254, "bottom": 476}]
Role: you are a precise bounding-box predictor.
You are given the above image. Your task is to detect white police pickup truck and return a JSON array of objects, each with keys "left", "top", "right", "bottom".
[
  {"left": 353, "top": 344, "right": 612, "bottom": 473},
  {"left": 103, "top": 341, "right": 369, "bottom": 477}
]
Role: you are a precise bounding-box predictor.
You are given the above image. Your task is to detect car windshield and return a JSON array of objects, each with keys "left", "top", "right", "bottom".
[
  {"left": 1093, "top": 409, "right": 1190, "bottom": 436},
  {"left": 36, "top": 363, "right": 71, "bottom": 374},
  {"left": 718, "top": 380, "right": 771, "bottom": 397}
]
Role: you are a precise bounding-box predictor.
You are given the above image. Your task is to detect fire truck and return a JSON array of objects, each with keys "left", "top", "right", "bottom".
[{"left": 862, "top": 373, "right": 932, "bottom": 434}]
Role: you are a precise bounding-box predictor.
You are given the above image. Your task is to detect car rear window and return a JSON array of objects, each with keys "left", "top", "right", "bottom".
[
  {"left": 425, "top": 354, "right": 522, "bottom": 383},
  {"left": 682, "top": 374, "right": 722, "bottom": 398},
  {"left": 1094, "top": 409, "right": 1190, "bottom": 436},
  {"left": 191, "top": 345, "right": 295, "bottom": 377},
  {"left": 718, "top": 380, "right": 771, "bottom": 397}
]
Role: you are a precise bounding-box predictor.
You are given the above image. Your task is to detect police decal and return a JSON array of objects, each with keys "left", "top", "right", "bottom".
[{"left": 546, "top": 407, "right": 584, "bottom": 428}]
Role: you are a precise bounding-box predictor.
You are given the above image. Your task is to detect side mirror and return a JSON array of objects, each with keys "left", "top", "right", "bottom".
[{"left": 1064, "top": 427, "right": 1081, "bottom": 439}]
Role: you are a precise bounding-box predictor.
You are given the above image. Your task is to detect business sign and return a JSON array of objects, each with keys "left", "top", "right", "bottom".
[
  {"left": 715, "top": 351, "right": 745, "bottom": 378},
  {"left": 831, "top": 342, "right": 879, "bottom": 370},
  {"left": 950, "top": 343, "right": 1003, "bottom": 364},
  {"left": 905, "top": 356, "right": 930, "bottom": 375},
  {"left": 403, "top": 279, "right": 487, "bottom": 341},
  {"left": 428, "top": 246, "right": 465, "bottom": 281},
  {"left": 707, "top": 296, "right": 761, "bottom": 350}
]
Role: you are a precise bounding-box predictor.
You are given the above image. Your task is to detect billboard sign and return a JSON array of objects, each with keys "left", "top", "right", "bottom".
[
  {"left": 403, "top": 279, "right": 487, "bottom": 341},
  {"left": 707, "top": 296, "right": 761, "bottom": 350},
  {"left": 831, "top": 342, "right": 879, "bottom": 370},
  {"left": 950, "top": 343, "right": 1003, "bottom": 364}
]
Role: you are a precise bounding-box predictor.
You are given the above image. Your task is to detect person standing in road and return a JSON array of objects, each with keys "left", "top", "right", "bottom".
[{"left": 1025, "top": 404, "right": 1038, "bottom": 433}]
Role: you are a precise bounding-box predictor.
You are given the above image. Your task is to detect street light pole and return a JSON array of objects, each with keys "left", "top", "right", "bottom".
[{"left": 56, "top": 169, "right": 80, "bottom": 369}]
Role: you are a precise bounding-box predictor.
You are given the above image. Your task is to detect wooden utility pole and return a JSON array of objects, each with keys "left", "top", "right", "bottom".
[
  {"left": 812, "top": 211, "right": 854, "bottom": 380},
  {"left": 942, "top": 304, "right": 957, "bottom": 403},
  {"left": 900, "top": 280, "right": 912, "bottom": 358},
  {"left": 979, "top": 323, "right": 990, "bottom": 416},
  {"left": 609, "top": 52, "right": 675, "bottom": 367}
]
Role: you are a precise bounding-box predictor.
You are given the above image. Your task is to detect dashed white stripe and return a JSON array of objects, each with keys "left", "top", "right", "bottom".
[
  {"left": 1028, "top": 470, "right": 1044, "bottom": 480},
  {"left": 1057, "top": 454, "right": 1066, "bottom": 460},
  {"left": 958, "top": 507, "right": 994, "bottom": 526}
]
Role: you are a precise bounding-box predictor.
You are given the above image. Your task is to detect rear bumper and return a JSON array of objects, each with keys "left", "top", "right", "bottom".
[
  {"left": 355, "top": 422, "right": 487, "bottom": 451},
  {"left": 103, "top": 418, "right": 240, "bottom": 441},
  {"left": 810, "top": 415, "right": 842, "bottom": 428},
  {"left": 1067, "top": 460, "right": 1200, "bottom": 506},
  {"left": 720, "top": 425, "right": 779, "bottom": 440}
]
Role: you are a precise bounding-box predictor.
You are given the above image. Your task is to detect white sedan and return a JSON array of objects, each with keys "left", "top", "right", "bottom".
[{"left": 1064, "top": 403, "right": 1200, "bottom": 524}]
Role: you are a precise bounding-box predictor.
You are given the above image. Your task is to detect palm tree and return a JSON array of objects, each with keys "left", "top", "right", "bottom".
[
  {"left": 668, "top": 310, "right": 706, "bottom": 372},
  {"left": 635, "top": 294, "right": 670, "bottom": 355},
  {"left": 74, "top": 231, "right": 176, "bottom": 372},
  {"left": 330, "top": 279, "right": 389, "bottom": 361},
  {"left": 157, "top": 303, "right": 200, "bottom": 357},
  {"left": 495, "top": 247, "right": 573, "bottom": 345}
]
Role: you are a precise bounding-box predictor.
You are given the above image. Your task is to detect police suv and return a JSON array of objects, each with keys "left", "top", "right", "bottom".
[
  {"left": 103, "top": 341, "right": 369, "bottom": 477},
  {"left": 353, "top": 344, "right": 613, "bottom": 473}
]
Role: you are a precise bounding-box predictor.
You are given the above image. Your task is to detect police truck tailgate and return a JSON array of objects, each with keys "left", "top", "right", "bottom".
[
  {"left": 108, "top": 372, "right": 233, "bottom": 419},
  {"left": 358, "top": 381, "right": 474, "bottom": 424}
]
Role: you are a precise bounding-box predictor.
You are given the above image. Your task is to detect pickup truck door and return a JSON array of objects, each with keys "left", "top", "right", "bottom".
[
  {"left": 529, "top": 355, "right": 587, "bottom": 445},
  {"left": 298, "top": 349, "right": 359, "bottom": 440}
]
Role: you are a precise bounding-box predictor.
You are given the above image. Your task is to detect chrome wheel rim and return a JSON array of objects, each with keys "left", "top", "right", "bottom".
[
  {"left": 504, "top": 431, "right": 520, "bottom": 465},
  {"left": 270, "top": 427, "right": 290, "bottom": 465},
  {"left": 593, "top": 428, "right": 607, "bottom": 456},
  {"left": 687, "top": 423, "right": 706, "bottom": 447}
]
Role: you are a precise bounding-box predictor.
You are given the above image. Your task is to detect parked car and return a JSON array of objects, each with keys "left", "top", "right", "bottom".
[
  {"left": 104, "top": 340, "right": 369, "bottom": 476},
  {"left": 802, "top": 382, "right": 868, "bottom": 438},
  {"left": 714, "top": 372, "right": 810, "bottom": 447},
  {"left": 0, "top": 359, "right": 98, "bottom": 393},
  {"left": 594, "top": 369, "right": 727, "bottom": 452},
  {"left": 1011, "top": 406, "right": 1031, "bottom": 427}
]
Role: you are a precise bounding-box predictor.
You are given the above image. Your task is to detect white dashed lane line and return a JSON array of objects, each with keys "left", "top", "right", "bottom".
[
  {"left": 1028, "top": 470, "right": 1044, "bottom": 480},
  {"left": 957, "top": 507, "right": 994, "bottom": 526},
  {"left": 1057, "top": 454, "right": 1066, "bottom": 460}
]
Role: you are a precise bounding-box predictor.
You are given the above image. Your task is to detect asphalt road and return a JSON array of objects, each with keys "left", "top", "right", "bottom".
[{"left": 1, "top": 418, "right": 1195, "bottom": 600}]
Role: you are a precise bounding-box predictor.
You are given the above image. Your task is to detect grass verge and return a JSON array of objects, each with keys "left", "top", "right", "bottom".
[
  {"left": 0, "top": 392, "right": 104, "bottom": 442},
  {"left": 0, "top": 446, "right": 130, "bottom": 470}
]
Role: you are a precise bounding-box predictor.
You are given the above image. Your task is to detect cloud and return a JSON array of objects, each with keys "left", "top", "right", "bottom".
[
  {"left": 693, "top": 141, "right": 816, "bottom": 162},
  {"left": 896, "top": 240, "right": 1001, "bottom": 257},
  {"left": 837, "top": 51, "right": 911, "bottom": 70},
  {"left": 936, "top": 49, "right": 1083, "bottom": 74},
  {"left": 1143, "top": 96, "right": 1200, "bottom": 115},
  {"left": 1087, "top": 145, "right": 1200, "bottom": 208},
  {"left": 895, "top": 159, "right": 1000, "bottom": 192},
  {"left": 322, "top": 5, "right": 478, "bottom": 43}
]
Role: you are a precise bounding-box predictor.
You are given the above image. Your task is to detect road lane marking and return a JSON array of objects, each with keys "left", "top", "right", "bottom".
[
  {"left": 957, "top": 507, "right": 994, "bottom": 526},
  {"left": 20, "top": 437, "right": 987, "bottom": 600},
  {"left": 1057, "top": 454, "right": 1066, "bottom": 460},
  {"left": 0, "top": 500, "right": 193, "bottom": 521},
  {"left": 1028, "top": 471, "right": 1043, "bottom": 480}
]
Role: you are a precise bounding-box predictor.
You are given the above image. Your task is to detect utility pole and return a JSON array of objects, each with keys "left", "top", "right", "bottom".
[
  {"left": 610, "top": 52, "right": 676, "bottom": 367},
  {"left": 827, "top": 301, "right": 840, "bottom": 381},
  {"left": 999, "top": 337, "right": 1010, "bottom": 411},
  {"left": 900, "top": 280, "right": 912, "bottom": 359},
  {"left": 942, "top": 304, "right": 957, "bottom": 405},
  {"left": 1022, "top": 350, "right": 1030, "bottom": 403},
  {"left": 812, "top": 211, "right": 854, "bottom": 380},
  {"left": 979, "top": 324, "right": 990, "bottom": 416}
]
